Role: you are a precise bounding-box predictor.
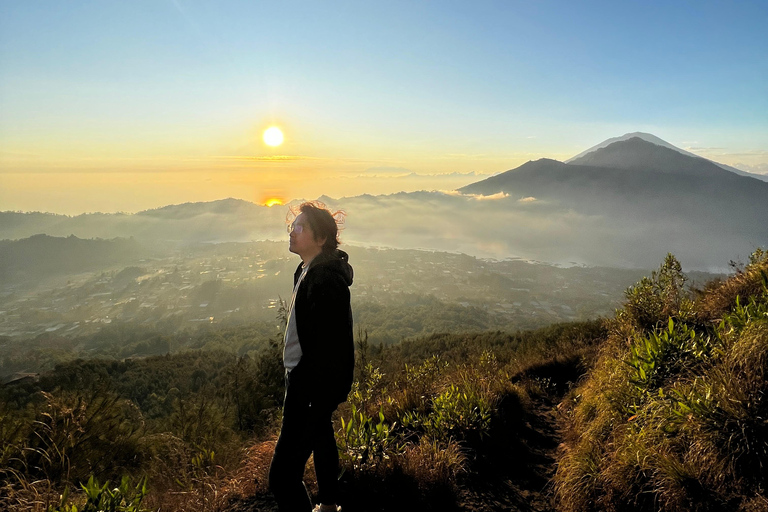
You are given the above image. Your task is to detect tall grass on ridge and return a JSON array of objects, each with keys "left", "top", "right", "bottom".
[{"left": 555, "top": 251, "right": 768, "bottom": 512}]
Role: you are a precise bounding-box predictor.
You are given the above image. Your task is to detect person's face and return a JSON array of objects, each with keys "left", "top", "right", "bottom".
[{"left": 288, "top": 212, "right": 325, "bottom": 261}]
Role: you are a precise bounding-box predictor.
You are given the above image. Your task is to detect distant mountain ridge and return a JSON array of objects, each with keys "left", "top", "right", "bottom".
[
  {"left": 569, "top": 137, "right": 739, "bottom": 179},
  {"left": 0, "top": 199, "right": 286, "bottom": 242},
  {"left": 137, "top": 198, "right": 260, "bottom": 218},
  {"left": 459, "top": 137, "right": 768, "bottom": 219},
  {"left": 566, "top": 132, "right": 768, "bottom": 182},
  {"left": 1, "top": 133, "right": 765, "bottom": 270},
  {"left": 457, "top": 134, "right": 767, "bottom": 269}
]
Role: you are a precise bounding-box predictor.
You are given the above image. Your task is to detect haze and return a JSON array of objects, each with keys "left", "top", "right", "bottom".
[{"left": 1, "top": 1, "right": 767, "bottom": 214}]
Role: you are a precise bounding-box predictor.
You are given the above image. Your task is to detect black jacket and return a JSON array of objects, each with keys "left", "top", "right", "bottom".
[{"left": 290, "top": 249, "right": 354, "bottom": 405}]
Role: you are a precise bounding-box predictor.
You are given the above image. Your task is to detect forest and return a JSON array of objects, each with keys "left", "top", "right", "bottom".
[{"left": 0, "top": 250, "right": 766, "bottom": 511}]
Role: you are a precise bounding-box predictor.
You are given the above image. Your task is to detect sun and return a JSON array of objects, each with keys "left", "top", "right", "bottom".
[
  {"left": 264, "top": 197, "right": 284, "bottom": 207},
  {"left": 263, "top": 126, "right": 284, "bottom": 147}
]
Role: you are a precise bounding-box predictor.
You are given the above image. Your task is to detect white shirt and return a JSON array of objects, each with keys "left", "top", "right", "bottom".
[{"left": 283, "top": 265, "right": 309, "bottom": 370}]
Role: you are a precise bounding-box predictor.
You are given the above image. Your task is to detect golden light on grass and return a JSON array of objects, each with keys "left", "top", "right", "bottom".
[{"left": 263, "top": 126, "right": 284, "bottom": 147}]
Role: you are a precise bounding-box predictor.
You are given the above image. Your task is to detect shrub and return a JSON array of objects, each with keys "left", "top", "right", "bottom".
[
  {"left": 400, "top": 383, "right": 493, "bottom": 444},
  {"left": 398, "top": 437, "right": 466, "bottom": 491},
  {"left": 555, "top": 251, "right": 768, "bottom": 512},
  {"left": 339, "top": 404, "right": 402, "bottom": 470},
  {"left": 50, "top": 475, "right": 148, "bottom": 512},
  {"left": 622, "top": 253, "right": 694, "bottom": 330},
  {"left": 20, "top": 391, "right": 143, "bottom": 485}
]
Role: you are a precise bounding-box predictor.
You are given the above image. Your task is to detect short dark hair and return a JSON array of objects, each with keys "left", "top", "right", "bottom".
[{"left": 299, "top": 202, "right": 340, "bottom": 253}]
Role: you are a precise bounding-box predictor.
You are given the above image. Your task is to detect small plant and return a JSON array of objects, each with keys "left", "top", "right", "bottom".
[
  {"left": 401, "top": 383, "right": 492, "bottom": 443},
  {"left": 348, "top": 363, "right": 386, "bottom": 414},
  {"left": 718, "top": 283, "right": 768, "bottom": 338},
  {"left": 398, "top": 437, "right": 466, "bottom": 490},
  {"left": 622, "top": 253, "right": 693, "bottom": 329},
  {"left": 49, "top": 475, "right": 148, "bottom": 512},
  {"left": 338, "top": 404, "right": 401, "bottom": 469},
  {"left": 394, "top": 355, "right": 449, "bottom": 414},
  {"left": 626, "top": 318, "right": 716, "bottom": 394},
  {"left": 23, "top": 391, "right": 143, "bottom": 484}
]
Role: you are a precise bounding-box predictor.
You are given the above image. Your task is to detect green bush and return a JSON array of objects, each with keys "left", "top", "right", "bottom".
[
  {"left": 555, "top": 251, "right": 768, "bottom": 512},
  {"left": 338, "top": 404, "right": 402, "bottom": 470},
  {"left": 21, "top": 391, "right": 143, "bottom": 484},
  {"left": 50, "top": 475, "right": 148, "bottom": 512},
  {"left": 401, "top": 383, "right": 493, "bottom": 443},
  {"left": 622, "top": 253, "right": 694, "bottom": 330}
]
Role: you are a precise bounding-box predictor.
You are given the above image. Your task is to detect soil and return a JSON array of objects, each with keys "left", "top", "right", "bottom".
[{"left": 455, "top": 395, "right": 561, "bottom": 512}]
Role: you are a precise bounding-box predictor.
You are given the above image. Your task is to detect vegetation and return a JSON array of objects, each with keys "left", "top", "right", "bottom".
[
  {"left": 555, "top": 250, "right": 768, "bottom": 511},
  {"left": 1, "top": 249, "right": 765, "bottom": 511}
]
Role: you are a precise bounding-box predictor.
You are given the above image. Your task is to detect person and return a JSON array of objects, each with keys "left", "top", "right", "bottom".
[{"left": 269, "top": 202, "right": 354, "bottom": 512}]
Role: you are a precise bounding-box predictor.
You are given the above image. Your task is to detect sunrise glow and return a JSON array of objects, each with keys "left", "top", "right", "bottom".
[
  {"left": 263, "top": 197, "right": 284, "bottom": 207},
  {"left": 0, "top": 2, "right": 765, "bottom": 215},
  {"left": 263, "top": 127, "right": 284, "bottom": 147}
]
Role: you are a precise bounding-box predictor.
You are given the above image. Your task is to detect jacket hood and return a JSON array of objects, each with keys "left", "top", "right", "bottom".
[{"left": 307, "top": 249, "right": 354, "bottom": 286}]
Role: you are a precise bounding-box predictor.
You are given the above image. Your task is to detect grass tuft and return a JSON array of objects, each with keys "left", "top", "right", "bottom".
[{"left": 555, "top": 250, "right": 768, "bottom": 511}]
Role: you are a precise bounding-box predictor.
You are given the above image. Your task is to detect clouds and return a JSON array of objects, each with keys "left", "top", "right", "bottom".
[
  {"left": 211, "top": 155, "right": 325, "bottom": 162},
  {"left": 323, "top": 190, "right": 761, "bottom": 270},
  {"left": 4, "top": 189, "right": 760, "bottom": 271},
  {"left": 456, "top": 192, "right": 510, "bottom": 201},
  {"left": 360, "top": 167, "right": 414, "bottom": 176},
  {"left": 733, "top": 162, "right": 768, "bottom": 175}
]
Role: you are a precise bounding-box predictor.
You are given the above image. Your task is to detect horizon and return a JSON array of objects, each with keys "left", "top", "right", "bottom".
[{"left": 2, "top": 1, "right": 767, "bottom": 215}]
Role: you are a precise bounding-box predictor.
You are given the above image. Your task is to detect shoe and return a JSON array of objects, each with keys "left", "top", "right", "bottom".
[{"left": 312, "top": 505, "right": 341, "bottom": 512}]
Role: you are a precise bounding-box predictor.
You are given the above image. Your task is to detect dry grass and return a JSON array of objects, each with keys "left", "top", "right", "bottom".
[
  {"left": 0, "top": 469, "right": 61, "bottom": 512},
  {"left": 398, "top": 437, "right": 466, "bottom": 491},
  {"left": 697, "top": 251, "right": 768, "bottom": 323},
  {"left": 219, "top": 438, "right": 278, "bottom": 499},
  {"left": 554, "top": 253, "right": 768, "bottom": 512}
]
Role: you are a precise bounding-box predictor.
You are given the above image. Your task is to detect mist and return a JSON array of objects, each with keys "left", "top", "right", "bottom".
[{"left": 2, "top": 189, "right": 754, "bottom": 272}]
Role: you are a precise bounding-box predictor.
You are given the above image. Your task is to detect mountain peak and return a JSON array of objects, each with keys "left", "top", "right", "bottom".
[
  {"left": 568, "top": 132, "right": 768, "bottom": 182},
  {"left": 569, "top": 137, "right": 733, "bottom": 178},
  {"left": 566, "top": 132, "right": 683, "bottom": 163}
]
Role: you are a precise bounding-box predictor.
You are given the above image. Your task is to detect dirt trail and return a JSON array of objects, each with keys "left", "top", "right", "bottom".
[
  {"left": 455, "top": 396, "right": 561, "bottom": 512},
  {"left": 228, "top": 396, "right": 564, "bottom": 512}
]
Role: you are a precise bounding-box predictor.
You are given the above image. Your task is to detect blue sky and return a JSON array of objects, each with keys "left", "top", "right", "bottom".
[{"left": 1, "top": 0, "right": 766, "bottom": 213}]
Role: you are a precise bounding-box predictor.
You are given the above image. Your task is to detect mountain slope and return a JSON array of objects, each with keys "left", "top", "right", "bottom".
[
  {"left": 566, "top": 131, "right": 768, "bottom": 182},
  {"left": 458, "top": 136, "right": 768, "bottom": 269},
  {"left": 460, "top": 138, "right": 768, "bottom": 211},
  {"left": 0, "top": 199, "right": 287, "bottom": 242},
  {"left": 0, "top": 234, "right": 147, "bottom": 283},
  {"left": 568, "top": 137, "right": 738, "bottom": 178}
]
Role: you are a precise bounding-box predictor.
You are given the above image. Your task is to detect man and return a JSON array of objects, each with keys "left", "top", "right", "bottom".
[{"left": 269, "top": 202, "right": 354, "bottom": 512}]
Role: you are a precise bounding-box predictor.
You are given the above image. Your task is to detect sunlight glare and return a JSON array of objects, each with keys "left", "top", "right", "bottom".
[
  {"left": 264, "top": 197, "right": 284, "bottom": 207},
  {"left": 263, "top": 126, "right": 284, "bottom": 147}
]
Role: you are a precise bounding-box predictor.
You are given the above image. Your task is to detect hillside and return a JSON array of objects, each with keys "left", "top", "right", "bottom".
[
  {"left": 5, "top": 237, "right": 687, "bottom": 379},
  {"left": 2, "top": 250, "right": 766, "bottom": 511},
  {"left": 0, "top": 235, "right": 147, "bottom": 283},
  {"left": 555, "top": 251, "right": 768, "bottom": 511},
  {"left": 458, "top": 137, "right": 768, "bottom": 269}
]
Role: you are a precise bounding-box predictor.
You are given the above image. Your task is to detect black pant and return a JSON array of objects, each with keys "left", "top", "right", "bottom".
[{"left": 269, "top": 371, "right": 341, "bottom": 512}]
